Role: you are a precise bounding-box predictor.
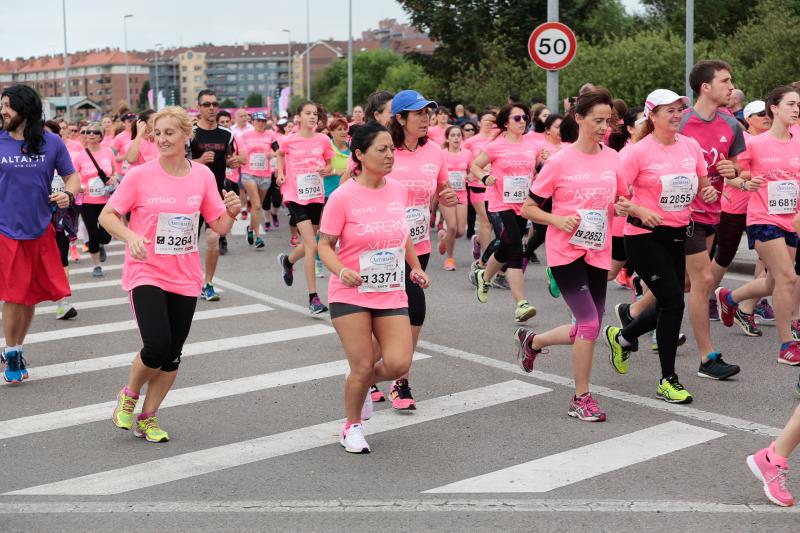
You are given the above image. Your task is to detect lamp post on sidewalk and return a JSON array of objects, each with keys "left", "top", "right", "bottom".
[{"left": 123, "top": 14, "right": 134, "bottom": 108}]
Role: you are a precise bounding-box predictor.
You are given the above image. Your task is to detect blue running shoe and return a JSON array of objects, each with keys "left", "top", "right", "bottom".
[
  {"left": 278, "top": 253, "right": 294, "bottom": 286},
  {"left": 201, "top": 283, "right": 220, "bottom": 302},
  {"left": 3, "top": 350, "right": 23, "bottom": 384},
  {"left": 19, "top": 349, "right": 28, "bottom": 380}
]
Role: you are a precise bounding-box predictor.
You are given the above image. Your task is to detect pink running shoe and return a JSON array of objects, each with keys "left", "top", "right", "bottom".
[
  {"left": 514, "top": 327, "right": 544, "bottom": 373},
  {"left": 747, "top": 443, "right": 794, "bottom": 507},
  {"left": 471, "top": 235, "right": 481, "bottom": 260},
  {"left": 390, "top": 379, "right": 416, "bottom": 410},
  {"left": 778, "top": 341, "right": 800, "bottom": 366},
  {"left": 568, "top": 392, "right": 607, "bottom": 422},
  {"left": 437, "top": 229, "right": 446, "bottom": 255},
  {"left": 369, "top": 384, "right": 386, "bottom": 402},
  {"left": 715, "top": 287, "right": 737, "bottom": 328}
]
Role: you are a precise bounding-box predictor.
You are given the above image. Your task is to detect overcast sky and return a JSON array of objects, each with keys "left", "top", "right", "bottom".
[{"left": 1, "top": 0, "right": 643, "bottom": 60}]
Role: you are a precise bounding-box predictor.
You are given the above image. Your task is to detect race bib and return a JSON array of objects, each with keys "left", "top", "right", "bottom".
[
  {"left": 51, "top": 174, "right": 65, "bottom": 194},
  {"left": 448, "top": 171, "right": 466, "bottom": 191},
  {"left": 358, "top": 247, "right": 405, "bottom": 293},
  {"left": 297, "top": 172, "right": 323, "bottom": 201},
  {"left": 405, "top": 206, "right": 431, "bottom": 244},
  {"left": 154, "top": 212, "right": 200, "bottom": 255},
  {"left": 87, "top": 177, "right": 107, "bottom": 197},
  {"left": 768, "top": 180, "right": 799, "bottom": 215},
  {"left": 569, "top": 209, "right": 608, "bottom": 251},
  {"left": 249, "top": 152, "right": 268, "bottom": 171},
  {"left": 503, "top": 175, "right": 529, "bottom": 204},
  {"left": 659, "top": 173, "right": 698, "bottom": 212}
]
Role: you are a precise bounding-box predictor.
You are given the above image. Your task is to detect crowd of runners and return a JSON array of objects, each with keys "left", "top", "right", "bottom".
[{"left": 1, "top": 57, "right": 800, "bottom": 507}]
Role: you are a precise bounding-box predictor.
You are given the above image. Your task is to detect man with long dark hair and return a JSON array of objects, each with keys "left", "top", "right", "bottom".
[{"left": 0, "top": 84, "right": 80, "bottom": 383}]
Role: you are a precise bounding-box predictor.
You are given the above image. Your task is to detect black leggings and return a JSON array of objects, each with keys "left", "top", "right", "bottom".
[
  {"left": 405, "top": 253, "right": 430, "bottom": 327},
  {"left": 525, "top": 198, "right": 551, "bottom": 258},
  {"left": 550, "top": 258, "right": 607, "bottom": 341},
  {"left": 266, "top": 174, "right": 283, "bottom": 209},
  {"left": 493, "top": 210, "right": 527, "bottom": 269},
  {"left": 622, "top": 229, "right": 687, "bottom": 379},
  {"left": 714, "top": 212, "right": 746, "bottom": 268},
  {"left": 80, "top": 203, "right": 111, "bottom": 254},
  {"left": 130, "top": 285, "right": 197, "bottom": 372}
]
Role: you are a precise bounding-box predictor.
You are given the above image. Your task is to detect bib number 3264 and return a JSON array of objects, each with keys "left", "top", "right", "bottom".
[{"left": 154, "top": 212, "right": 199, "bottom": 255}]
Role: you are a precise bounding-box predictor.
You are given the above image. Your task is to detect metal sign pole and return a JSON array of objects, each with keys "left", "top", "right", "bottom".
[{"left": 546, "top": 0, "right": 559, "bottom": 112}]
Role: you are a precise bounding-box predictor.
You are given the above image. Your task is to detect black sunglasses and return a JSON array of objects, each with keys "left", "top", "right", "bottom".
[
  {"left": 463, "top": 127, "right": 475, "bottom": 132},
  {"left": 200, "top": 102, "right": 220, "bottom": 108},
  {"left": 510, "top": 114, "right": 530, "bottom": 123},
  {"left": 69, "top": 128, "right": 78, "bottom": 133},
  {"left": 753, "top": 111, "right": 767, "bottom": 117},
  {"left": 85, "top": 130, "right": 102, "bottom": 135},
  {"left": 79, "top": 130, "right": 87, "bottom": 135}
]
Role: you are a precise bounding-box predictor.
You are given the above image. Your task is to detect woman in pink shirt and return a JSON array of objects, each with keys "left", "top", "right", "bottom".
[
  {"left": 516, "top": 89, "right": 627, "bottom": 422},
  {"left": 463, "top": 111, "right": 497, "bottom": 262},
  {"left": 124, "top": 110, "right": 158, "bottom": 168},
  {"left": 276, "top": 102, "right": 334, "bottom": 315},
  {"left": 438, "top": 125, "right": 472, "bottom": 270},
  {"left": 471, "top": 103, "right": 538, "bottom": 323},
  {"left": 73, "top": 121, "right": 117, "bottom": 278},
  {"left": 100, "top": 107, "right": 240, "bottom": 443},
  {"left": 101, "top": 116, "right": 115, "bottom": 149},
  {"left": 112, "top": 112, "right": 135, "bottom": 177},
  {"left": 602, "top": 89, "right": 716, "bottom": 404},
  {"left": 426, "top": 107, "right": 449, "bottom": 146},
  {"left": 716, "top": 86, "right": 800, "bottom": 364},
  {"left": 319, "top": 122, "right": 430, "bottom": 453},
  {"left": 239, "top": 111, "right": 275, "bottom": 250}
]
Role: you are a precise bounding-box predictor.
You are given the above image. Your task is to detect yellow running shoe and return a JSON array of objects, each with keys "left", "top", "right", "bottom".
[
  {"left": 656, "top": 374, "right": 693, "bottom": 404},
  {"left": 111, "top": 388, "right": 138, "bottom": 430},
  {"left": 514, "top": 300, "right": 537, "bottom": 322},
  {"left": 134, "top": 416, "right": 170, "bottom": 442}
]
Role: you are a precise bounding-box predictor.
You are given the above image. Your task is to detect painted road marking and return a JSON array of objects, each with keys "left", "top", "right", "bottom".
[{"left": 0, "top": 297, "right": 130, "bottom": 320}]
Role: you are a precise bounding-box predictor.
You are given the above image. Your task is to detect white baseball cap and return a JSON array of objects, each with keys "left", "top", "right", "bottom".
[
  {"left": 743, "top": 100, "right": 766, "bottom": 119},
  {"left": 644, "top": 89, "right": 690, "bottom": 118}
]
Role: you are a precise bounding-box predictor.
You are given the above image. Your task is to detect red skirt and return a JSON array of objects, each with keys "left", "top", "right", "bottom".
[{"left": 0, "top": 225, "right": 70, "bottom": 306}]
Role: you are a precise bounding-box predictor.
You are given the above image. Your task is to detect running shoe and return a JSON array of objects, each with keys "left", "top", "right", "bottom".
[
  {"left": 492, "top": 272, "right": 510, "bottom": 290},
  {"left": 778, "top": 342, "right": 800, "bottom": 366},
  {"left": 55, "top": 303, "right": 77, "bottom": 320},
  {"left": 529, "top": 252, "right": 540, "bottom": 264},
  {"left": 437, "top": 229, "right": 446, "bottom": 255},
  {"left": 650, "top": 331, "right": 686, "bottom": 352},
  {"left": 657, "top": 374, "right": 693, "bottom": 403},
  {"left": 468, "top": 260, "right": 480, "bottom": 287},
  {"left": 69, "top": 244, "right": 80, "bottom": 262},
  {"left": 246, "top": 226, "right": 254, "bottom": 245},
  {"left": 241, "top": 209, "right": 248, "bottom": 220},
  {"left": 471, "top": 235, "right": 481, "bottom": 260},
  {"left": 99, "top": 245, "right": 107, "bottom": 263},
  {"left": 715, "top": 287, "right": 736, "bottom": 327},
  {"left": 444, "top": 258, "right": 456, "bottom": 271},
  {"left": 315, "top": 259, "right": 325, "bottom": 277},
  {"left": 254, "top": 237, "right": 265, "bottom": 249},
  {"left": 278, "top": 253, "right": 293, "bottom": 286},
  {"left": 369, "top": 384, "right": 386, "bottom": 403},
  {"left": 793, "top": 320, "right": 800, "bottom": 341},
  {"left": 733, "top": 309, "right": 762, "bottom": 337},
  {"left": 18, "top": 352, "right": 28, "bottom": 380},
  {"left": 290, "top": 235, "right": 299, "bottom": 247},
  {"left": 272, "top": 213, "right": 280, "bottom": 228},
  {"left": 3, "top": 350, "right": 24, "bottom": 384},
  {"left": 340, "top": 423, "right": 370, "bottom": 454},
  {"left": 476, "top": 268, "right": 490, "bottom": 303},
  {"left": 754, "top": 298, "right": 775, "bottom": 323},
  {"left": 219, "top": 236, "right": 228, "bottom": 256},
  {"left": 112, "top": 388, "right": 138, "bottom": 430},
  {"left": 747, "top": 443, "right": 794, "bottom": 507},
  {"left": 568, "top": 392, "right": 606, "bottom": 422},
  {"left": 604, "top": 326, "right": 630, "bottom": 375},
  {"left": 613, "top": 270, "right": 632, "bottom": 290},
  {"left": 697, "top": 352, "right": 740, "bottom": 380},
  {"left": 309, "top": 295, "right": 328, "bottom": 315},
  {"left": 614, "top": 303, "right": 633, "bottom": 329},
  {"left": 201, "top": 283, "right": 220, "bottom": 302},
  {"left": 134, "top": 416, "right": 170, "bottom": 443},
  {"left": 390, "top": 378, "right": 416, "bottom": 410},
  {"left": 92, "top": 266, "right": 103, "bottom": 278},
  {"left": 545, "top": 267, "right": 560, "bottom": 298},
  {"left": 263, "top": 221, "right": 271, "bottom": 232},
  {"left": 514, "top": 326, "right": 544, "bottom": 372},
  {"left": 708, "top": 297, "right": 720, "bottom": 321},
  {"left": 514, "top": 300, "right": 537, "bottom": 323}
]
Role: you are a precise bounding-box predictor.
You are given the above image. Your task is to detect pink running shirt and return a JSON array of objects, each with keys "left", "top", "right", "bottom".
[
  {"left": 279, "top": 132, "right": 334, "bottom": 205},
  {"left": 530, "top": 145, "right": 626, "bottom": 270},
  {"left": 72, "top": 147, "right": 115, "bottom": 205},
  {"left": 483, "top": 135, "right": 538, "bottom": 215},
  {"left": 427, "top": 125, "right": 446, "bottom": 146},
  {"left": 112, "top": 131, "right": 132, "bottom": 175},
  {"left": 109, "top": 159, "right": 226, "bottom": 297},
  {"left": 122, "top": 139, "right": 159, "bottom": 167},
  {"left": 443, "top": 148, "right": 473, "bottom": 204},
  {"left": 320, "top": 178, "right": 411, "bottom": 309},
  {"left": 463, "top": 134, "right": 495, "bottom": 190},
  {"left": 745, "top": 132, "right": 800, "bottom": 231},
  {"left": 622, "top": 134, "right": 707, "bottom": 236},
  {"left": 240, "top": 129, "right": 275, "bottom": 177}
]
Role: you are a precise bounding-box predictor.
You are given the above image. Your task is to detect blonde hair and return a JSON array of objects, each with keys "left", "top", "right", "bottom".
[{"left": 153, "top": 106, "right": 193, "bottom": 138}]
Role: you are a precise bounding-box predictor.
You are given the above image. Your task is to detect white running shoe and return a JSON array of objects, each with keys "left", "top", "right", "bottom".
[{"left": 340, "top": 423, "right": 370, "bottom": 453}]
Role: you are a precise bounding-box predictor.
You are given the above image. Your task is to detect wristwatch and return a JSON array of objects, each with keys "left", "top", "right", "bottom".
[
  {"left": 739, "top": 179, "right": 747, "bottom": 191},
  {"left": 64, "top": 191, "right": 75, "bottom": 204}
]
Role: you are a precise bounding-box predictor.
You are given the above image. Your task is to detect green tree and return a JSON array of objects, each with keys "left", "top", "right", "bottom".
[
  {"left": 137, "top": 81, "right": 150, "bottom": 111},
  {"left": 379, "top": 61, "right": 438, "bottom": 97},
  {"left": 245, "top": 92, "right": 263, "bottom": 107},
  {"left": 219, "top": 98, "right": 236, "bottom": 108}
]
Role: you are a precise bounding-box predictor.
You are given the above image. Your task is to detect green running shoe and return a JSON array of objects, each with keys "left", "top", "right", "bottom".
[
  {"left": 134, "top": 416, "right": 170, "bottom": 442},
  {"left": 476, "top": 268, "right": 490, "bottom": 303},
  {"left": 546, "top": 267, "right": 560, "bottom": 298},
  {"left": 112, "top": 388, "right": 138, "bottom": 430},
  {"left": 657, "top": 374, "right": 693, "bottom": 404},
  {"left": 514, "top": 300, "right": 537, "bottom": 322},
  {"left": 604, "top": 326, "right": 630, "bottom": 375}
]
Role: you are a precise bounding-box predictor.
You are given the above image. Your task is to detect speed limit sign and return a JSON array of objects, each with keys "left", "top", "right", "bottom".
[{"left": 528, "top": 22, "right": 577, "bottom": 71}]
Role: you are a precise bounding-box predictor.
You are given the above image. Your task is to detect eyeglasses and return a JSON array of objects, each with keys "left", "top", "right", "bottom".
[
  {"left": 69, "top": 128, "right": 78, "bottom": 133},
  {"left": 510, "top": 114, "right": 530, "bottom": 123},
  {"left": 79, "top": 130, "right": 87, "bottom": 135},
  {"left": 200, "top": 102, "right": 220, "bottom": 108},
  {"left": 753, "top": 111, "right": 767, "bottom": 117},
  {"left": 85, "top": 130, "right": 102, "bottom": 135}
]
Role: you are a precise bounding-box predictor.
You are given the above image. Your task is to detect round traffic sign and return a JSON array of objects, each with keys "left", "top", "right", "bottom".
[{"left": 528, "top": 22, "right": 577, "bottom": 71}]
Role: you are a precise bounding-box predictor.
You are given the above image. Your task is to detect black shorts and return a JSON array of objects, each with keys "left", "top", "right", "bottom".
[
  {"left": 286, "top": 201, "right": 323, "bottom": 226},
  {"left": 329, "top": 303, "right": 408, "bottom": 319},
  {"left": 685, "top": 221, "right": 716, "bottom": 256},
  {"left": 611, "top": 236, "right": 626, "bottom": 262}
]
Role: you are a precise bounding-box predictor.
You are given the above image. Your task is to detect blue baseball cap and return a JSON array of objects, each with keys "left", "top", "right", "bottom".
[
  {"left": 391, "top": 90, "right": 437, "bottom": 115},
  {"left": 252, "top": 111, "right": 267, "bottom": 121}
]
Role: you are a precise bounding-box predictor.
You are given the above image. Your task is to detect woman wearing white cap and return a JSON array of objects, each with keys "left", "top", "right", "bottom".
[{"left": 603, "top": 88, "right": 717, "bottom": 404}]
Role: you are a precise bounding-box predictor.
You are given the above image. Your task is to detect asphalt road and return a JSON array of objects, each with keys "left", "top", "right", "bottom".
[{"left": 1, "top": 215, "right": 798, "bottom": 532}]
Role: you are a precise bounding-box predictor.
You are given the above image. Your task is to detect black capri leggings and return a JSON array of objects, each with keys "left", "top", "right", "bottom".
[
  {"left": 266, "top": 174, "right": 283, "bottom": 209},
  {"left": 79, "top": 203, "right": 111, "bottom": 254},
  {"left": 405, "top": 253, "right": 430, "bottom": 327},
  {"left": 622, "top": 227, "right": 687, "bottom": 379},
  {"left": 493, "top": 210, "right": 527, "bottom": 269},
  {"left": 130, "top": 285, "right": 197, "bottom": 372},
  {"left": 714, "top": 211, "right": 746, "bottom": 268}
]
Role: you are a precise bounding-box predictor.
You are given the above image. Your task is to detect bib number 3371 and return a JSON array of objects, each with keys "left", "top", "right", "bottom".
[{"left": 358, "top": 247, "right": 404, "bottom": 293}]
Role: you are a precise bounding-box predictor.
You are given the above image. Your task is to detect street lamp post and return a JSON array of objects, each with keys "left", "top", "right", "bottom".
[
  {"left": 347, "top": 0, "right": 353, "bottom": 114},
  {"left": 154, "top": 43, "right": 162, "bottom": 110},
  {"left": 123, "top": 14, "right": 133, "bottom": 108},
  {"left": 282, "top": 29, "right": 292, "bottom": 102},
  {"left": 305, "top": 0, "right": 310, "bottom": 100},
  {"left": 61, "top": 0, "right": 70, "bottom": 120}
]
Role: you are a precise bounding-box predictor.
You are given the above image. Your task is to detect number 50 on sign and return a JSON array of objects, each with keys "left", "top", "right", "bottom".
[{"left": 528, "top": 22, "right": 577, "bottom": 71}]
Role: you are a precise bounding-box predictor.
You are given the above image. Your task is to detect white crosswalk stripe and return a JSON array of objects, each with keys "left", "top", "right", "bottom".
[{"left": 0, "top": 297, "right": 130, "bottom": 320}]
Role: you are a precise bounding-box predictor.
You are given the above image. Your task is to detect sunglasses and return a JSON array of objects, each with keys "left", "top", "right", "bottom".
[
  {"left": 69, "top": 128, "right": 78, "bottom": 133},
  {"left": 200, "top": 102, "right": 220, "bottom": 108},
  {"left": 463, "top": 128, "right": 475, "bottom": 132},
  {"left": 510, "top": 114, "right": 530, "bottom": 123},
  {"left": 753, "top": 111, "right": 767, "bottom": 117},
  {"left": 79, "top": 130, "right": 87, "bottom": 135},
  {"left": 85, "top": 130, "right": 102, "bottom": 135}
]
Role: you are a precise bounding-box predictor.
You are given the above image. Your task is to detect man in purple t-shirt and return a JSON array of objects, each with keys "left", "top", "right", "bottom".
[{"left": 0, "top": 85, "right": 80, "bottom": 384}]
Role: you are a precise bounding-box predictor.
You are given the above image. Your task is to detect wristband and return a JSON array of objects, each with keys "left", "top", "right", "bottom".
[
  {"left": 481, "top": 174, "right": 490, "bottom": 185},
  {"left": 339, "top": 267, "right": 348, "bottom": 278},
  {"left": 739, "top": 179, "right": 747, "bottom": 191}
]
